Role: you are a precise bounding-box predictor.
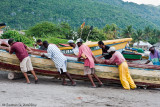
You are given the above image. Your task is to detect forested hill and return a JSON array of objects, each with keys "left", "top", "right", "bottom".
[
  {"left": 0, "top": 0, "right": 159, "bottom": 30},
  {"left": 96, "top": 0, "right": 160, "bottom": 29}
]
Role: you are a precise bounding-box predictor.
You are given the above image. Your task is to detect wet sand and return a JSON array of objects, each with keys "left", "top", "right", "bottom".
[{"left": 0, "top": 71, "right": 160, "bottom": 107}]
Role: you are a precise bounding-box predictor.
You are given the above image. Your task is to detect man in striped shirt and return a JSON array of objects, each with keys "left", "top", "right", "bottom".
[{"left": 42, "top": 41, "right": 76, "bottom": 86}]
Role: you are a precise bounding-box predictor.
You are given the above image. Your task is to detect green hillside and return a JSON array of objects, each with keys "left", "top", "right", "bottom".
[
  {"left": 0, "top": 0, "right": 158, "bottom": 30},
  {"left": 96, "top": 0, "right": 160, "bottom": 29}
]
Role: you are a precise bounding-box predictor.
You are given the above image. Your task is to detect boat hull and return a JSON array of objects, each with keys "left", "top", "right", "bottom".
[
  {"left": 122, "top": 53, "right": 142, "bottom": 60},
  {"left": 0, "top": 49, "right": 160, "bottom": 88},
  {"left": 60, "top": 38, "right": 132, "bottom": 56}
]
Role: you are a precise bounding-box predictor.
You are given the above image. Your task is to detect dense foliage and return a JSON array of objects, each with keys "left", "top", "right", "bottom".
[
  {"left": 2, "top": 21, "right": 160, "bottom": 47},
  {"left": 97, "top": 0, "right": 160, "bottom": 29},
  {"left": 1, "top": 30, "right": 33, "bottom": 45},
  {"left": 0, "top": 0, "right": 159, "bottom": 30}
]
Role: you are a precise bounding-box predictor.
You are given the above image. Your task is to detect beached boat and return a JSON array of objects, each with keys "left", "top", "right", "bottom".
[
  {"left": 59, "top": 38, "right": 132, "bottom": 56},
  {"left": 0, "top": 23, "right": 6, "bottom": 29},
  {"left": 122, "top": 50, "right": 142, "bottom": 60},
  {"left": 0, "top": 46, "right": 160, "bottom": 89},
  {"left": 0, "top": 38, "right": 131, "bottom": 56}
]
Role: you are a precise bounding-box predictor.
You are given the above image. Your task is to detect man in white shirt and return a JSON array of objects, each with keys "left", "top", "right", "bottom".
[
  {"left": 42, "top": 41, "right": 76, "bottom": 86},
  {"left": 68, "top": 40, "right": 79, "bottom": 56}
]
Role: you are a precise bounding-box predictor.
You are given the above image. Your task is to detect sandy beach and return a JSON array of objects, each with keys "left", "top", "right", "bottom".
[{"left": 0, "top": 70, "right": 160, "bottom": 107}]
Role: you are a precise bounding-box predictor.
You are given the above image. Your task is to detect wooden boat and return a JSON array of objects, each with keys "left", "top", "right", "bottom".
[
  {"left": 0, "top": 46, "right": 160, "bottom": 89},
  {"left": 122, "top": 50, "right": 142, "bottom": 60},
  {"left": 59, "top": 43, "right": 70, "bottom": 47},
  {"left": 0, "top": 23, "right": 6, "bottom": 29},
  {"left": 59, "top": 38, "right": 132, "bottom": 56}
]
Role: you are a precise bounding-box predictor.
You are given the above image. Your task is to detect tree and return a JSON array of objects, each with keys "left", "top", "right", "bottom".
[
  {"left": 26, "top": 22, "right": 61, "bottom": 38},
  {"left": 143, "top": 26, "right": 152, "bottom": 41},
  {"left": 132, "top": 29, "right": 143, "bottom": 48},
  {"left": 110, "top": 24, "right": 119, "bottom": 39},
  {"left": 59, "top": 22, "right": 72, "bottom": 39},
  {"left": 1, "top": 30, "right": 33, "bottom": 45},
  {"left": 77, "top": 26, "right": 105, "bottom": 41},
  {"left": 122, "top": 25, "right": 134, "bottom": 38},
  {"left": 103, "top": 24, "right": 114, "bottom": 39}
]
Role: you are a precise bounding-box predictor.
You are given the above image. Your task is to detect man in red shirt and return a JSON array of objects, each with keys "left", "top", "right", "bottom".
[{"left": 8, "top": 39, "right": 38, "bottom": 84}]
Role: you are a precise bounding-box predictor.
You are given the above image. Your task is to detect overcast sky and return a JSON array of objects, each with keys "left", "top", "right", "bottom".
[{"left": 123, "top": 0, "right": 160, "bottom": 6}]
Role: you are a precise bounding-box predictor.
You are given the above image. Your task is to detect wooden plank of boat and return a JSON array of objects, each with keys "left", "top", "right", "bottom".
[{"left": 0, "top": 47, "right": 160, "bottom": 88}]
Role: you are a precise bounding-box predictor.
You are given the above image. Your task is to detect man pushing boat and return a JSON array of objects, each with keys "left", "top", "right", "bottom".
[
  {"left": 105, "top": 47, "right": 137, "bottom": 90},
  {"left": 97, "top": 41, "right": 112, "bottom": 60},
  {"left": 41, "top": 41, "right": 76, "bottom": 86},
  {"left": 145, "top": 47, "right": 160, "bottom": 65},
  {"left": 68, "top": 40, "right": 79, "bottom": 56},
  {"left": 7, "top": 39, "right": 38, "bottom": 84},
  {"left": 77, "top": 39, "right": 103, "bottom": 88}
]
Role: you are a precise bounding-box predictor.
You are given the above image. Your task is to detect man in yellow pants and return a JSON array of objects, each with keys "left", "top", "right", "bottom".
[{"left": 105, "top": 47, "right": 137, "bottom": 90}]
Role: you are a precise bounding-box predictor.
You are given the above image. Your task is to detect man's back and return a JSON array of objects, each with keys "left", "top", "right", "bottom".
[
  {"left": 79, "top": 44, "right": 93, "bottom": 57},
  {"left": 10, "top": 42, "right": 28, "bottom": 62},
  {"left": 112, "top": 51, "right": 125, "bottom": 65},
  {"left": 47, "top": 44, "right": 67, "bottom": 67}
]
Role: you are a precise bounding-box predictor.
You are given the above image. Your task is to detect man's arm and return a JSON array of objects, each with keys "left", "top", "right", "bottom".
[
  {"left": 9, "top": 46, "right": 14, "bottom": 54},
  {"left": 92, "top": 55, "right": 98, "bottom": 64},
  {"left": 97, "top": 55, "right": 103, "bottom": 59},
  {"left": 41, "top": 53, "right": 51, "bottom": 59},
  {"left": 145, "top": 60, "right": 150, "bottom": 64},
  {"left": 26, "top": 46, "right": 32, "bottom": 51},
  {"left": 23, "top": 43, "right": 32, "bottom": 52},
  {"left": 145, "top": 55, "right": 151, "bottom": 64},
  {"left": 105, "top": 55, "right": 115, "bottom": 65},
  {"left": 77, "top": 47, "right": 82, "bottom": 61}
]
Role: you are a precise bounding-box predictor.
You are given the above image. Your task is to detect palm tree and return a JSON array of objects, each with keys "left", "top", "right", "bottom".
[
  {"left": 144, "top": 26, "right": 151, "bottom": 41},
  {"left": 122, "top": 25, "right": 133, "bottom": 38},
  {"left": 133, "top": 29, "right": 143, "bottom": 48},
  {"left": 103, "top": 24, "right": 114, "bottom": 39},
  {"left": 110, "top": 24, "right": 119, "bottom": 39}
]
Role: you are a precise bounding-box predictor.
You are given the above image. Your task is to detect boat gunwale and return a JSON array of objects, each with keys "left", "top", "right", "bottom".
[{"left": 0, "top": 48, "right": 160, "bottom": 71}]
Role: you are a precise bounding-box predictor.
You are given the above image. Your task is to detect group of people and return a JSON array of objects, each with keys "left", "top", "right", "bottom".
[
  {"left": 6, "top": 38, "right": 141, "bottom": 90},
  {"left": 68, "top": 39, "right": 136, "bottom": 90}
]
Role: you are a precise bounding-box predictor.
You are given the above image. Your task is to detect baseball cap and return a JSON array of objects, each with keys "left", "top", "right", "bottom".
[
  {"left": 68, "top": 40, "right": 74, "bottom": 44},
  {"left": 76, "top": 38, "right": 83, "bottom": 43},
  {"left": 107, "top": 47, "right": 116, "bottom": 53}
]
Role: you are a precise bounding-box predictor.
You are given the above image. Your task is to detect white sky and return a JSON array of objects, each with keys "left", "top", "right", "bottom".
[{"left": 123, "top": 0, "right": 160, "bottom": 6}]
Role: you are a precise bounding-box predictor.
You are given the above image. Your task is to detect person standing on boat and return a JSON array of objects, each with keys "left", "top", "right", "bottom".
[
  {"left": 105, "top": 47, "right": 137, "bottom": 90},
  {"left": 145, "top": 47, "right": 160, "bottom": 65},
  {"left": 8, "top": 39, "right": 38, "bottom": 84},
  {"left": 97, "top": 41, "right": 112, "bottom": 59},
  {"left": 42, "top": 41, "right": 76, "bottom": 86},
  {"left": 77, "top": 39, "right": 103, "bottom": 88},
  {"left": 35, "top": 39, "right": 47, "bottom": 50},
  {"left": 68, "top": 40, "right": 79, "bottom": 56}
]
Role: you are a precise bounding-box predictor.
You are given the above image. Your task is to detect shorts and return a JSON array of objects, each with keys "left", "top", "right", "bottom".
[
  {"left": 57, "top": 60, "right": 67, "bottom": 74},
  {"left": 84, "top": 66, "right": 95, "bottom": 75},
  {"left": 20, "top": 56, "right": 33, "bottom": 73}
]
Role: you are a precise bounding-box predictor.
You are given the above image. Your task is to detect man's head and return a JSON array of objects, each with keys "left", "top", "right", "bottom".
[
  {"left": 43, "top": 41, "right": 49, "bottom": 48},
  {"left": 68, "top": 40, "right": 75, "bottom": 47},
  {"left": 8, "top": 39, "right": 15, "bottom": 46},
  {"left": 36, "top": 39, "right": 43, "bottom": 46},
  {"left": 98, "top": 41, "right": 104, "bottom": 48},
  {"left": 107, "top": 47, "right": 116, "bottom": 55},
  {"left": 149, "top": 47, "right": 155, "bottom": 53},
  {"left": 76, "top": 38, "right": 83, "bottom": 47}
]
